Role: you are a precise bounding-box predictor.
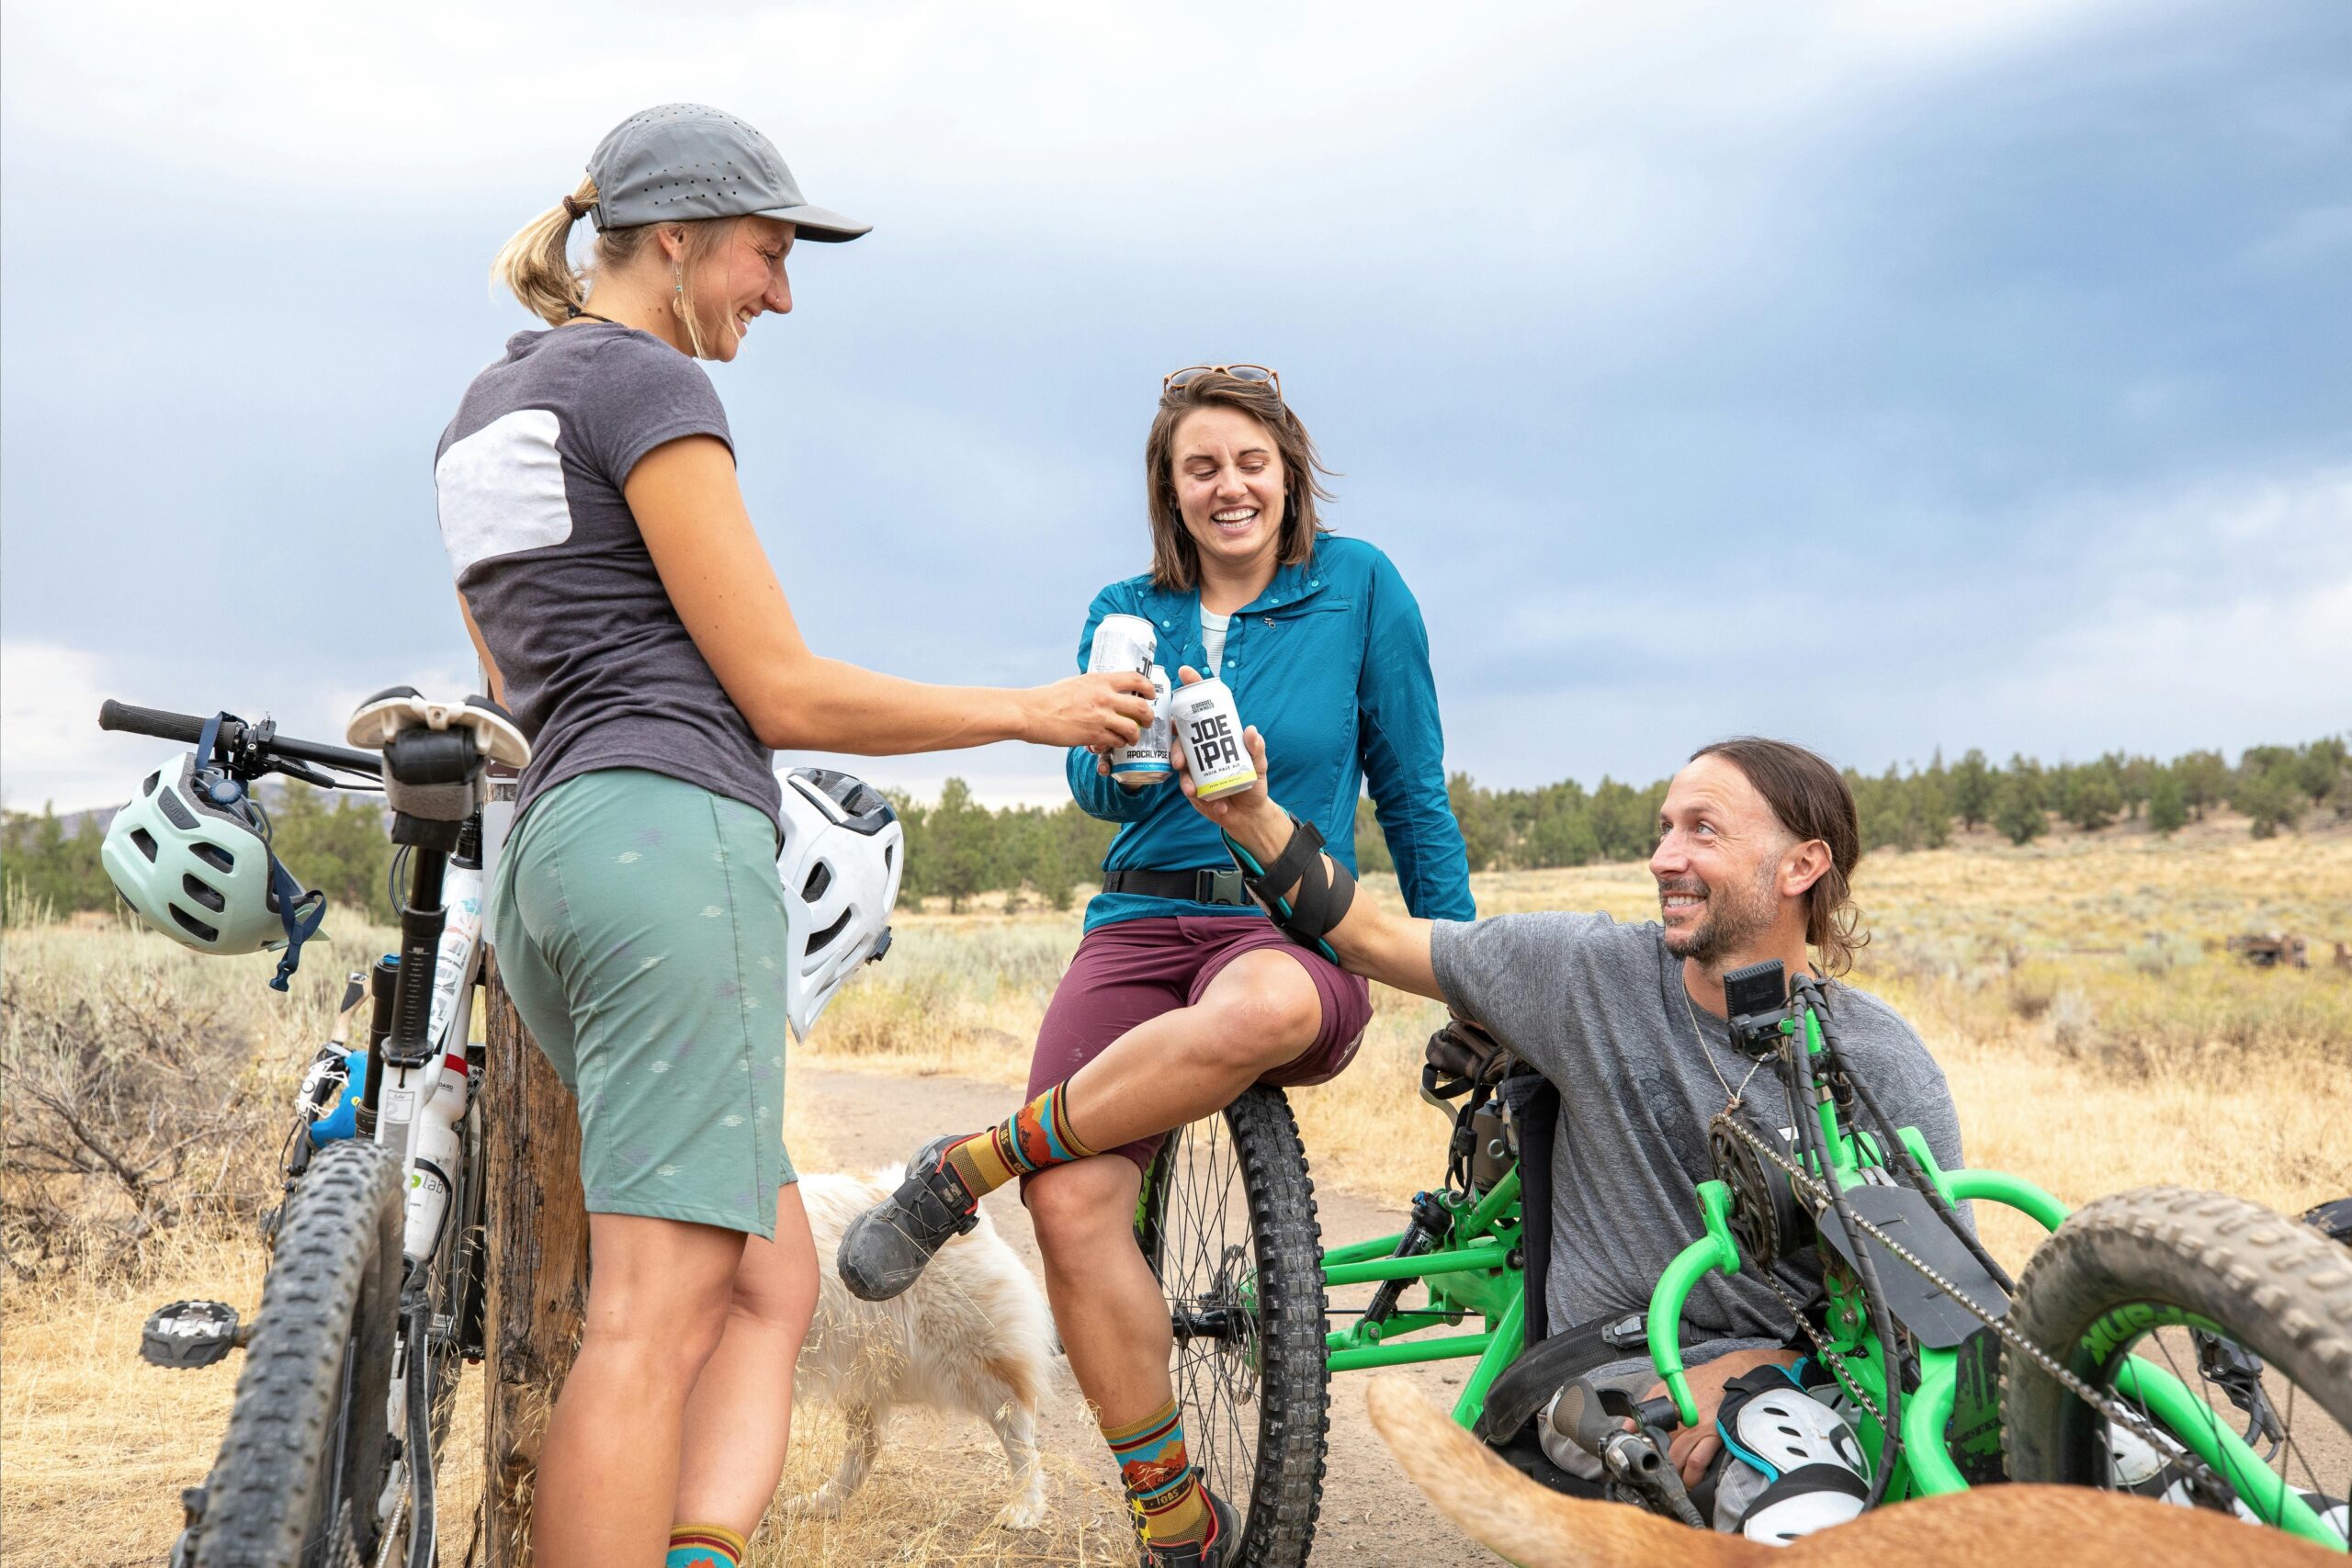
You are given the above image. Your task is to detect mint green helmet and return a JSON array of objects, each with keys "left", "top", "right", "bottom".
[{"left": 102, "top": 750, "right": 322, "bottom": 968}]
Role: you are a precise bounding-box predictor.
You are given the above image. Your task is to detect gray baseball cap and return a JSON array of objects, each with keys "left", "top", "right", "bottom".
[{"left": 586, "top": 103, "right": 870, "bottom": 243}]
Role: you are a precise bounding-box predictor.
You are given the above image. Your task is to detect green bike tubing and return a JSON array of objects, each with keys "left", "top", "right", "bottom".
[
  {"left": 1320, "top": 1232, "right": 1406, "bottom": 1268},
  {"left": 1328, "top": 1330, "right": 1498, "bottom": 1372},
  {"left": 1453, "top": 1292, "right": 1527, "bottom": 1425},
  {"left": 1943, "top": 1167, "right": 2069, "bottom": 1233},
  {"left": 1461, "top": 1166, "right": 1521, "bottom": 1235},
  {"left": 1323, "top": 1243, "right": 1510, "bottom": 1286},
  {"left": 1903, "top": 1351, "right": 1966, "bottom": 1495},
  {"left": 1653, "top": 1179, "right": 1742, "bottom": 1427},
  {"left": 2112, "top": 1359, "right": 2338, "bottom": 1545}
]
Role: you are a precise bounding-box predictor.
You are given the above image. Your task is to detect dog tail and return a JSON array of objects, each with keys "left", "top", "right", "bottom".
[{"left": 1363, "top": 1377, "right": 1757, "bottom": 1568}]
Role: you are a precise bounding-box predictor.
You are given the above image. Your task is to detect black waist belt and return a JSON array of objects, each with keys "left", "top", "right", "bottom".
[{"left": 1102, "top": 867, "right": 1254, "bottom": 906}]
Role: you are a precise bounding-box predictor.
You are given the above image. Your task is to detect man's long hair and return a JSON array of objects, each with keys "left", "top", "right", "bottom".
[{"left": 1690, "top": 737, "right": 1868, "bottom": 976}]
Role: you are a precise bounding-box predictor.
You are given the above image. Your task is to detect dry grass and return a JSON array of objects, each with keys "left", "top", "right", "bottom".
[{"left": 6, "top": 829, "right": 2349, "bottom": 1564}]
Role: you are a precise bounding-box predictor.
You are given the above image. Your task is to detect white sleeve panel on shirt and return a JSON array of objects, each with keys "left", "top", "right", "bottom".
[{"left": 436, "top": 407, "right": 573, "bottom": 578}]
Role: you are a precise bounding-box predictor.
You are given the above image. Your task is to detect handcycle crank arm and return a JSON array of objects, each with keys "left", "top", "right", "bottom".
[{"left": 1651, "top": 1180, "right": 1741, "bottom": 1427}]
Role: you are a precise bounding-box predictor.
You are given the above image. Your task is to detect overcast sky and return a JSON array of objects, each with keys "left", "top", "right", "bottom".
[{"left": 4, "top": 0, "right": 2346, "bottom": 814}]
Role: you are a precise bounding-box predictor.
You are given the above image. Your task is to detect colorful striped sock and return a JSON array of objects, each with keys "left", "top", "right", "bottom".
[
  {"left": 665, "top": 1522, "right": 746, "bottom": 1567},
  {"left": 1102, "top": 1398, "right": 1210, "bottom": 1545},
  {"left": 944, "top": 1080, "right": 1096, "bottom": 1199}
]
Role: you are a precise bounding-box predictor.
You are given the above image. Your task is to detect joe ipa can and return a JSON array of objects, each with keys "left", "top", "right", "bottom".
[
  {"left": 1112, "top": 664, "right": 1174, "bottom": 781},
  {"left": 1172, "top": 677, "right": 1258, "bottom": 799},
  {"left": 1088, "top": 613, "right": 1157, "bottom": 677}
]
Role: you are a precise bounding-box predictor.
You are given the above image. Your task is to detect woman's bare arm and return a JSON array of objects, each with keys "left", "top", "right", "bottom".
[{"left": 625, "top": 435, "right": 1152, "bottom": 753}]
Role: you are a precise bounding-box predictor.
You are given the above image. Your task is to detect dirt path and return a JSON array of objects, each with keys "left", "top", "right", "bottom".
[{"left": 797, "top": 1065, "right": 1490, "bottom": 1563}]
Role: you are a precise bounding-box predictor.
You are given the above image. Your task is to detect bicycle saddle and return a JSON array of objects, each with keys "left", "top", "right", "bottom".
[{"left": 345, "top": 686, "right": 530, "bottom": 767}]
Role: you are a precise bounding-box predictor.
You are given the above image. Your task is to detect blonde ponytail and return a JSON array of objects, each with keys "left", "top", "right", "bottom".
[{"left": 492, "top": 174, "right": 599, "bottom": 326}]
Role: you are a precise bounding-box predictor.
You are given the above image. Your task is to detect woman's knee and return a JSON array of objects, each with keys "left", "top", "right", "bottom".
[
  {"left": 1027, "top": 1159, "right": 1141, "bottom": 1257},
  {"left": 729, "top": 1191, "right": 820, "bottom": 1333},
  {"left": 578, "top": 1214, "right": 745, "bottom": 1380},
  {"left": 1194, "top": 954, "right": 1323, "bottom": 1070}
]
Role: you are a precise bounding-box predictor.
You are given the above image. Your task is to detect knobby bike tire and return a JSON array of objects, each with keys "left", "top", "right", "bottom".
[
  {"left": 2003, "top": 1185, "right": 2352, "bottom": 1517},
  {"left": 1137, "top": 1085, "right": 1329, "bottom": 1568},
  {"left": 196, "top": 1143, "right": 403, "bottom": 1568}
]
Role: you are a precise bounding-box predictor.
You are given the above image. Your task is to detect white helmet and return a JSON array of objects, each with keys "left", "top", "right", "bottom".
[
  {"left": 100, "top": 716, "right": 326, "bottom": 991},
  {"left": 776, "top": 767, "right": 903, "bottom": 1041}
]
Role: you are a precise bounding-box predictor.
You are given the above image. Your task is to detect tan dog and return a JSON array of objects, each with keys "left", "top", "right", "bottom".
[
  {"left": 1363, "top": 1376, "right": 2334, "bottom": 1566},
  {"left": 785, "top": 1168, "right": 1051, "bottom": 1529}
]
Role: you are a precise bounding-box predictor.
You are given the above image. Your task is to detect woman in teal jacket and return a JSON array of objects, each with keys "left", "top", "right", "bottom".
[{"left": 841, "top": 368, "right": 1470, "bottom": 1564}]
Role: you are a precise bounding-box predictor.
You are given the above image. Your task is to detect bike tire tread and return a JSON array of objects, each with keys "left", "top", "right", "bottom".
[
  {"left": 2002, "top": 1183, "right": 2352, "bottom": 1490},
  {"left": 195, "top": 1142, "right": 403, "bottom": 1568},
  {"left": 1221, "top": 1086, "right": 1330, "bottom": 1568}
]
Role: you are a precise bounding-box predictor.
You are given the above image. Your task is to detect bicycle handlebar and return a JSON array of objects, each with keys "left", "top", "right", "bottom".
[{"left": 98, "top": 699, "right": 384, "bottom": 778}]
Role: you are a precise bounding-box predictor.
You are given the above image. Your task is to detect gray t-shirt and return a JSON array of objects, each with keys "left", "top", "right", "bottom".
[
  {"left": 435, "top": 322, "right": 778, "bottom": 827},
  {"left": 1430, "top": 913, "right": 1965, "bottom": 1346}
]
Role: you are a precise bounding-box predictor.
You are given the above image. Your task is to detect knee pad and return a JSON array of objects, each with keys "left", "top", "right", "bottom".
[{"left": 1712, "top": 1365, "right": 1869, "bottom": 1542}]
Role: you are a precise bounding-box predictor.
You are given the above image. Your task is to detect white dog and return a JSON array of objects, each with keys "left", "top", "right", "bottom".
[{"left": 786, "top": 1166, "right": 1053, "bottom": 1530}]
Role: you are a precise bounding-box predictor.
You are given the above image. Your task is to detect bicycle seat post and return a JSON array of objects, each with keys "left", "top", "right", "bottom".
[{"left": 371, "top": 723, "right": 491, "bottom": 1175}]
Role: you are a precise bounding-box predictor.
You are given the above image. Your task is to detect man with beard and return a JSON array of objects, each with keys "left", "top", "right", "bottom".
[{"left": 1177, "top": 723, "right": 1964, "bottom": 1541}]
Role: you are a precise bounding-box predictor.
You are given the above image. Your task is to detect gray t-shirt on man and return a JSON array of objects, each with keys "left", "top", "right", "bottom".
[
  {"left": 435, "top": 322, "right": 779, "bottom": 827},
  {"left": 1430, "top": 913, "right": 1965, "bottom": 1348}
]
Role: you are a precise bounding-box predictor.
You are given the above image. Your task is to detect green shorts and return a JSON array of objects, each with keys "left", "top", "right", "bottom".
[{"left": 488, "top": 767, "right": 796, "bottom": 1238}]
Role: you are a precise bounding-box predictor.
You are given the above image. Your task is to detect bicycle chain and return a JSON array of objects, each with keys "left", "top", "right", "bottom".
[
  {"left": 1713, "top": 1111, "right": 2225, "bottom": 1483},
  {"left": 1751, "top": 1260, "right": 1891, "bottom": 1437}
]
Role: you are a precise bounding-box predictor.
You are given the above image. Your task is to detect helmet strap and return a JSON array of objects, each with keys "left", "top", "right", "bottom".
[
  {"left": 195, "top": 711, "right": 229, "bottom": 783},
  {"left": 266, "top": 856, "right": 327, "bottom": 993}
]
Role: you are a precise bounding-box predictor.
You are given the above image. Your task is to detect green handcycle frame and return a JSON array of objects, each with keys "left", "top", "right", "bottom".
[{"left": 1306, "top": 1003, "right": 2347, "bottom": 1551}]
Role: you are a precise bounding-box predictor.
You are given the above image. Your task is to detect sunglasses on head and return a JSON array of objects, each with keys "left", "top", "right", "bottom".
[{"left": 1163, "top": 364, "right": 1282, "bottom": 400}]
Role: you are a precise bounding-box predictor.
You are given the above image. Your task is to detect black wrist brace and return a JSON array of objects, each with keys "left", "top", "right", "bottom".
[{"left": 1221, "top": 816, "right": 1356, "bottom": 963}]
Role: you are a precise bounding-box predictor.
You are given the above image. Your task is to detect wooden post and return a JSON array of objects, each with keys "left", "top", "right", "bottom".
[{"left": 481, "top": 942, "right": 590, "bottom": 1568}]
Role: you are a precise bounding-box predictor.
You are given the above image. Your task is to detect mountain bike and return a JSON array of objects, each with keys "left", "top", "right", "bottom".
[
  {"left": 114, "top": 690, "right": 526, "bottom": 1568},
  {"left": 1137, "top": 963, "right": 2351, "bottom": 1564}
]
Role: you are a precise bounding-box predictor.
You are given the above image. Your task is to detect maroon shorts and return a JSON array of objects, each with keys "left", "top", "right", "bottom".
[{"left": 1024, "top": 915, "right": 1374, "bottom": 1178}]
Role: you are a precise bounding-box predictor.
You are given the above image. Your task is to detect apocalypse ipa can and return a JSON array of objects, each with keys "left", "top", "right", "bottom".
[
  {"left": 1172, "top": 677, "right": 1258, "bottom": 799},
  {"left": 1087, "top": 613, "right": 1157, "bottom": 677},
  {"left": 1112, "top": 664, "right": 1174, "bottom": 781}
]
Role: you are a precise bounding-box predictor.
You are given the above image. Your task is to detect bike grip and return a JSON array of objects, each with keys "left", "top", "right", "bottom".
[{"left": 98, "top": 699, "right": 209, "bottom": 743}]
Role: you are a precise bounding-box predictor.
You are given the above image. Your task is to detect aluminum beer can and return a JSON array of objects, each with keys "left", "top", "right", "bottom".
[
  {"left": 1088, "top": 613, "right": 1157, "bottom": 677},
  {"left": 1172, "top": 677, "right": 1258, "bottom": 799},
  {"left": 1113, "top": 665, "right": 1174, "bottom": 780}
]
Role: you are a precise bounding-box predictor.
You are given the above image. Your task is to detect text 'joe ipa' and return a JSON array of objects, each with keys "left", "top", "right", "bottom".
[{"left": 1171, "top": 677, "right": 1258, "bottom": 799}]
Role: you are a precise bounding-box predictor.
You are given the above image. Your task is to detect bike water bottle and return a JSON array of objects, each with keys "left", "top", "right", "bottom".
[{"left": 401, "top": 1047, "right": 471, "bottom": 1263}]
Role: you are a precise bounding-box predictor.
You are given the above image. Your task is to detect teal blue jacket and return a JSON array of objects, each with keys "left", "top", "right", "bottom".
[{"left": 1069, "top": 536, "right": 1476, "bottom": 931}]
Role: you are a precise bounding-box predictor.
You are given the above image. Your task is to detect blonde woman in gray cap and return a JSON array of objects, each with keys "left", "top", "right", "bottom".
[{"left": 442, "top": 104, "right": 1153, "bottom": 1568}]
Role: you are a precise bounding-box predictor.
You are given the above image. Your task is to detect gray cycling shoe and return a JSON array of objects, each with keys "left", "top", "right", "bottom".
[
  {"left": 837, "top": 1134, "right": 980, "bottom": 1301},
  {"left": 1139, "top": 1483, "right": 1239, "bottom": 1567}
]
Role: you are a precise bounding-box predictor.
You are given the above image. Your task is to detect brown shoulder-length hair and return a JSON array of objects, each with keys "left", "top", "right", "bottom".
[
  {"left": 1690, "top": 736, "right": 1870, "bottom": 976},
  {"left": 1143, "top": 372, "right": 1337, "bottom": 591}
]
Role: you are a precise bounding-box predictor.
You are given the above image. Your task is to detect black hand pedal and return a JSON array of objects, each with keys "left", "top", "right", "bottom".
[{"left": 141, "top": 1300, "right": 243, "bottom": 1368}]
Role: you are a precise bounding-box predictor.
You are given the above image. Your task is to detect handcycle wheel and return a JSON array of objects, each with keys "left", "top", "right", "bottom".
[
  {"left": 196, "top": 1142, "right": 404, "bottom": 1568},
  {"left": 1136, "top": 1085, "right": 1329, "bottom": 1567},
  {"left": 2003, "top": 1185, "right": 2351, "bottom": 1546}
]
